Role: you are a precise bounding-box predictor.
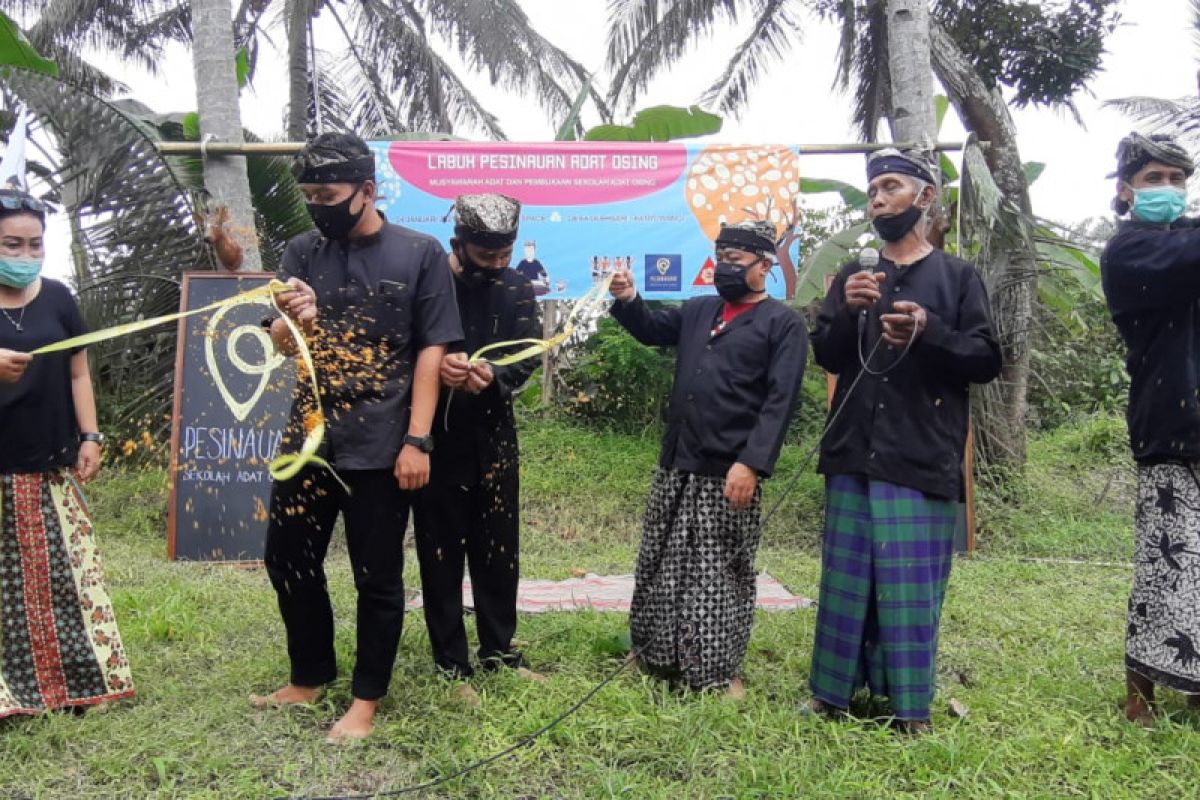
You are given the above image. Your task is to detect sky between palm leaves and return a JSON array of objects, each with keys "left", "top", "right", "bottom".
[{"left": 39, "top": 0, "right": 1199, "bottom": 280}]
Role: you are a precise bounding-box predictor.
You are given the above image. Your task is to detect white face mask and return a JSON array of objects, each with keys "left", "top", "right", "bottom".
[{"left": 523, "top": 246, "right": 536, "bottom": 260}]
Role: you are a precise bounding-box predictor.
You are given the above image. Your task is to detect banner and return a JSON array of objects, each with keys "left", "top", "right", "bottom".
[{"left": 370, "top": 141, "right": 805, "bottom": 300}]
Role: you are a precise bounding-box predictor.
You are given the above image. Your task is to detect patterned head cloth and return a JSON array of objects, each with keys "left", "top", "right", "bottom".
[
  {"left": 453, "top": 193, "right": 522, "bottom": 248},
  {"left": 714, "top": 219, "right": 778, "bottom": 259},
  {"left": 867, "top": 147, "right": 936, "bottom": 184},
  {"left": 292, "top": 132, "right": 376, "bottom": 184},
  {"left": 1109, "top": 131, "right": 1195, "bottom": 181}
]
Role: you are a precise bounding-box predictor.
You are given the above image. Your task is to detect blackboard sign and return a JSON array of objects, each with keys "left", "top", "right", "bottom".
[{"left": 168, "top": 273, "right": 296, "bottom": 561}]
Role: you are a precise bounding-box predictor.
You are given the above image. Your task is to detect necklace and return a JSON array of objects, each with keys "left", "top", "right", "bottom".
[{"left": 0, "top": 287, "right": 29, "bottom": 332}]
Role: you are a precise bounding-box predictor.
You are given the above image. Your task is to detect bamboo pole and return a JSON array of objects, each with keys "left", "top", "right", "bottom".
[
  {"left": 540, "top": 300, "right": 559, "bottom": 407},
  {"left": 155, "top": 140, "right": 977, "bottom": 157}
]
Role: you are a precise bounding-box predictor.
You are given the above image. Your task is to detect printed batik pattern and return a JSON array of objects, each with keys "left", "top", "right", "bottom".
[
  {"left": 629, "top": 468, "right": 763, "bottom": 691},
  {"left": 0, "top": 472, "right": 134, "bottom": 717},
  {"left": 1127, "top": 462, "right": 1200, "bottom": 693}
]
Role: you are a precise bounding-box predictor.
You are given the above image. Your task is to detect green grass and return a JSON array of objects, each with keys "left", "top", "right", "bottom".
[{"left": 0, "top": 414, "right": 1185, "bottom": 799}]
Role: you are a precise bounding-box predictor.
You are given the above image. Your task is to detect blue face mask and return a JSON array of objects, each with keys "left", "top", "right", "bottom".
[
  {"left": 1131, "top": 186, "right": 1188, "bottom": 224},
  {"left": 0, "top": 256, "right": 42, "bottom": 289}
]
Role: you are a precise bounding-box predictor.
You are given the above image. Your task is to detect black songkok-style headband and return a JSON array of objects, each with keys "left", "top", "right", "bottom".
[
  {"left": 866, "top": 147, "right": 936, "bottom": 185},
  {"left": 715, "top": 219, "right": 778, "bottom": 257},
  {"left": 453, "top": 193, "right": 522, "bottom": 248},
  {"left": 292, "top": 133, "right": 376, "bottom": 184},
  {"left": 1109, "top": 132, "right": 1195, "bottom": 181}
]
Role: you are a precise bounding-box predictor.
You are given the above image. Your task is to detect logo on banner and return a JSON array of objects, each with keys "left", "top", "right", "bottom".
[
  {"left": 692, "top": 257, "right": 716, "bottom": 287},
  {"left": 645, "top": 254, "right": 682, "bottom": 292}
]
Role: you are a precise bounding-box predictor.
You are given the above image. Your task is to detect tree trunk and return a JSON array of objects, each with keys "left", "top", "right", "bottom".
[
  {"left": 191, "top": 0, "right": 261, "bottom": 271},
  {"left": 286, "top": 0, "right": 311, "bottom": 141},
  {"left": 884, "top": 0, "right": 936, "bottom": 146},
  {"left": 930, "top": 22, "right": 1033, "bottom": 468}
]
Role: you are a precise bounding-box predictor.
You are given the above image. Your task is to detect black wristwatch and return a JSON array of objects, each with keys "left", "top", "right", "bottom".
[
  {"left": 403, "top": 434, "right": 434, "bottom": 454},
  {"left": 80, "top": 432, "right": 105, "bottom": 444}
]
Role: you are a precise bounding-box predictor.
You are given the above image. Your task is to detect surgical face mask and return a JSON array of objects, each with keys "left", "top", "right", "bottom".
[
  {"left": 713, "top": 260, "right": 765, "bottom": 302},
  {"left": 1131, "top": 186, "right": 1188, "bottom": 224},
  {"left": 306, "top": 187, "right": 364, "bottom": 240},
  {"left": 0, "top": 256, "right": 42, "bottom": 289},
  {"left": 872, "top": 204, "right": 924, "bottom": 242}
]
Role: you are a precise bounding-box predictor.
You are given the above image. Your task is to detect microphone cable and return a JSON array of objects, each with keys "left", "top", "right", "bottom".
[{"left": 297, "top": 327, "right": 888, "bottom": 800}]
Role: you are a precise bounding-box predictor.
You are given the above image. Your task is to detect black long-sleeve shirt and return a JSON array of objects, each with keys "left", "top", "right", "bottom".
[
  {"left": 279, "top": 218, "right": 463, "bottom": 470},
  {"left": 812, "top": 250, "right": 1001, "bottom": 500},
  {"left": 433, "top": 268, "right": 542, "bottom": 485},
  {"left": 610, "top": 295, "right": 807, "bottom": 479},
  {"left": 1101, "top": 217, "right": 1200, "bottom": 464}
]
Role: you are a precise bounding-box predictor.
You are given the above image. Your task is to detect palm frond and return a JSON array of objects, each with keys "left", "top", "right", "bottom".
[
  {"left": 417, "top": 0, "right": 605, "bottom": 133},
  {"left": 4, "top": 66, "right": 206, "bottom": 433},
  {"left": 342, "top": 0, "right": 506, "bottom": 138},
  {"left": 122, "top": 4, "right": 192, "bottom": 55},
  {"left": 34, "top": 43, "right": 127, "bottom": 96},
  {"left": 20, "top": 0, "right": 179, "bottom": 76},
  {"left": 1190, "top": 0, "right": 1200, "bottom": 60},
  {"left": 851, "top": 1, "right": 889, "bottom": 142},
  {"left": 832, "top": 0, "right": 855, "bottom": 91},
  {"left": 324, "top": 3, "right": 406, "bottom": 136},
  {"left": 699, "top": 0, "right": 802, "bottom": 118},
  {"left": 292, "top": 50, "right": 354, "bottom": 136},
  {"left": 1103, "top": 96, "right": 1198, "bottom": 133},
  {"left": 605, "top": 0, "right": 741, "bottom": 113}
]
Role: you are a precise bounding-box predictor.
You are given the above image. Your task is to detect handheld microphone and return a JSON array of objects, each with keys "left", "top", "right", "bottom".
[
  {"left": 857, "top": 247, "right": 881, "bottom": 331},
  {"left": 859, "top": 247, "right": 880, "bottom": 271}
]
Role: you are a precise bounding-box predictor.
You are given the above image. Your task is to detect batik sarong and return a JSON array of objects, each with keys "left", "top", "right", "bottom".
[
  {"left": 809, "top": 474, "right": 957, "bottom": 720},
  {"left": 0, "top": 471, "right": 134, "bottom": 717},
  {"left": 629, "top": 467, "right": 763, "bottom": 690},
  {"left": 1127, "top": 462, "right": 1200, "bottom": 693}
]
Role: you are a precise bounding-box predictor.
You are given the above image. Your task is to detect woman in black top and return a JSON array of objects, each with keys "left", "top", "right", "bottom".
[{"left": 0, "top": 188, "right": 133, "bottom": 717}]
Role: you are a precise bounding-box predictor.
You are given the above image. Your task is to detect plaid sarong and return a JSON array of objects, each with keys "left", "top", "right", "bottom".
[{"left": 809, "top": 475, "right": 957, "bottom": 720}]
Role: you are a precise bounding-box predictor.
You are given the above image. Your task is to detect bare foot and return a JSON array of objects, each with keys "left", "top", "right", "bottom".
[
  {"left": 326, "top": 698, "right": 378, "bottom": 744},
  {"left": 453, "top": 684, "right": 482, "bottom": 709},
  {"left": 515, "top": 667, "right": 548, "bottom": 683},
  {"left": 723, "top": 678, "right": 746, "bottom": 701},
  {"left": 249, "top": 684, "right": 321, "bottom": 709},
  {"left": 800, "top": 698, "right": 846, "bottom": 720},
  {"left": 1125, "top": 696, "right": 1156, "bottom": 728},
  {"left": 898, "top": 719, "right": 932, "bottom": 735}
]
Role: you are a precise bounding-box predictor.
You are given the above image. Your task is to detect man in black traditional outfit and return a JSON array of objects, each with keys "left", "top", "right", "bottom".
[
  {"left": 608, "top": 219, "right": 808, "bottom": 697},
  {"left": 807, "top": 148, "right": 1001, "bottom": 732},
  {"left": 413, "top": 193, "right": 544, "bottom": 704},
  {"left": 256, "top": 132, "right": 462, "bottom": 741},
  {"left": 1100, "top": 132, "right": 1200, "bottom": 727}
]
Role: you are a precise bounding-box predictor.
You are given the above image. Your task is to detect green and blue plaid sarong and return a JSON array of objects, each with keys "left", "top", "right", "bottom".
[{"left": 809, "top": 474, "right": 957, "bottom": 721}]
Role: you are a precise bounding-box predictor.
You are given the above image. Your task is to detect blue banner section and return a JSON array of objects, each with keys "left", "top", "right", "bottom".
[{"left": 369, "top": 141, "right": 804, "bottom": 300}]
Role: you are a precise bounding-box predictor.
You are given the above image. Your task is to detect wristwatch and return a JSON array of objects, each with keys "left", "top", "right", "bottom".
[
  {"left": 403, "top": 434, "right": 434, "bottom": 453},
  {"left": 80, "top": 432, "right": 105, "bottom": 444}
]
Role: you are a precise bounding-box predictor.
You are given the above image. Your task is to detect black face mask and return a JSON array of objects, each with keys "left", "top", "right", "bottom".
[
  {"left": 872, "top": 204, "right": 924, "bottom": 242},
  {"left": 307, "top": 188, "right": 364, "bottom": 240},
  {"left": 713, "top": 261, "right": 765, "bottom": 302},
  {"left": 455, "top": 248, "right": 504, "bottom": 287}
]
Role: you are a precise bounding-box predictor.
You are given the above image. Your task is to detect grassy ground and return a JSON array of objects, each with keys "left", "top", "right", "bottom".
[{"left": 1, "top": 414, "right": 1189, "bottom": 799}]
